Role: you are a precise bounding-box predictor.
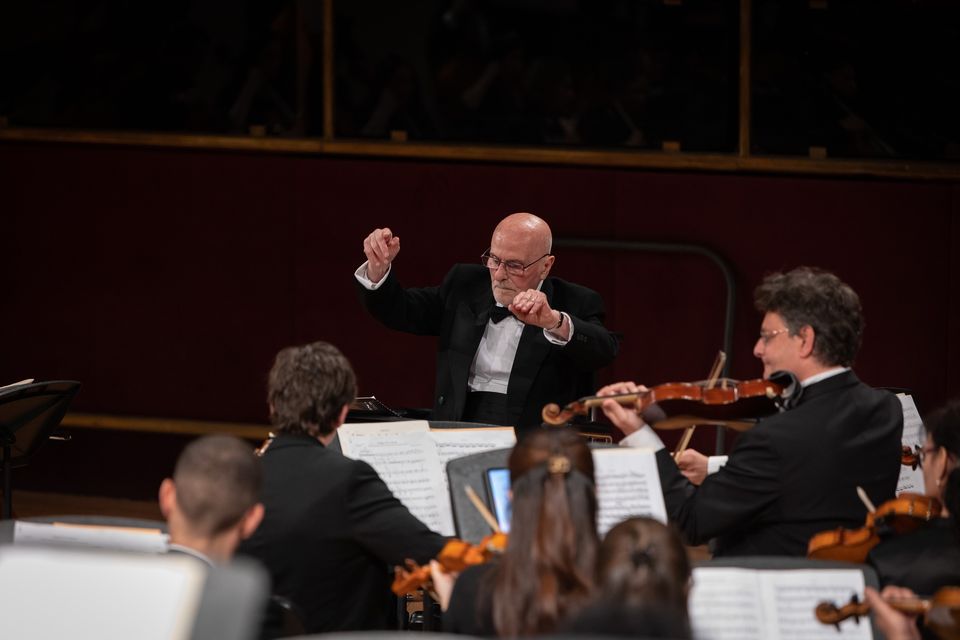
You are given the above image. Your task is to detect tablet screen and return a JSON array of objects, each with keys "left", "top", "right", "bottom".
[{"left": 485, "top": 467, "right": 512, "bottom": 533}]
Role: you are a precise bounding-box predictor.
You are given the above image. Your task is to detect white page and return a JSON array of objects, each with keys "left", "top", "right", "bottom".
[
  {"left": 689, "top": 568, "right": 767, "bottom": 640},
  {"left": 338, "top": 421, "right": 455, "bottom": 535},
  {"left": 592, "top": 448, "right": 668, "bottom": 536},
  {"left": 15, "top": 521, "right": 169, "bottom": 553},
  {"left": 690, "top": 567, "right": 872, "bottom": 640},
  {"left": 431, "top": 426, "right": 516, "bottom": 495},
  {"left": 764, "top": 569, "right": 871, "bottom": 640},
  {"left": 0, "top": 546, "right": 205, "bottom": 640},
  {"left": 896, "top": 393, "right": 925, "bottom": 495}
]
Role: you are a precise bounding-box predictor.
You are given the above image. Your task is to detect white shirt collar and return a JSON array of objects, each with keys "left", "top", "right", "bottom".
[{"left": 800, "top": 366, "right": 849, "bottom": 387}]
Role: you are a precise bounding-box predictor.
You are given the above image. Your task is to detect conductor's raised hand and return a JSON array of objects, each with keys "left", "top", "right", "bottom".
[
  {"left": 596, "top": 381, "right": 649, "bottom": 436},
  {"left": 509, "top": 289, "right": 559, "bottom": 330},
  {"left": 363, "top": 228, "right": 400, "bottom": 283}
]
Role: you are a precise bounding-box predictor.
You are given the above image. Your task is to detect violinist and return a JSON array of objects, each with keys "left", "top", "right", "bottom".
[
  {"left": 431, "top": 428, "right": 598, "bottom": 636},
  {"left": 237, "top": 342, "right": 447, "bottom": 634},
  {"left": 600, "top": 267, "right": 903, "bottom": 556},
  {"left": 867, "top": 400, "right": 960, "bottom": 596}
]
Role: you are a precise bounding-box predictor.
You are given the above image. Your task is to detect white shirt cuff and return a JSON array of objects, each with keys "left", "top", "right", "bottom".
[
  {"left": 707, "top": 455, "right": 729, "bottom": 475},
  {"left": 543, "top": 312, "right": 573, "bottom": 345},
  {"left": 354, "top": 262, "right": 391, "bottom": 290},
  {"left": 617, "top": 425, "right": 665, "bottom": 451}
]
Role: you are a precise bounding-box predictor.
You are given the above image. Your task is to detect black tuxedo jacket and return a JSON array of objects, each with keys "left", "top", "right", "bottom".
[
  {"left": 358, "top": 263, "right": 619, "bottom": 431},
  {"left": 656, "top": 370, "right": 903, "bottom": 556},
  {"left": 868, "top": 519, "right": 960, "bottom": 595},
  {"left": 237, "top": 433, "right": 446, "bottom": 633}
]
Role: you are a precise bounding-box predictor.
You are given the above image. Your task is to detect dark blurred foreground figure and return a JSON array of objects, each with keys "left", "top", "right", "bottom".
[
  {"left": 432, "top": 428, "right": 598, "bottom": 636},
  {"left": 238, "top": 341, "right": 446, "bottom": 634},
  {"left": 160, "top": 434, "right": 264, "bottom": 565}
]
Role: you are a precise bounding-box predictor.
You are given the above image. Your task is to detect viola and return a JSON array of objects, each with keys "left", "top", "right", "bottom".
[
  {"left": 807, "top": 493, "right": 942, "bottom": 563},
  {"left": 391, "top": 532, "right": 508, "bottom": 596},
  {"left": 816, "top": 586, "right": 960, "bottom": 639},
  {"left": 541, "top": 378, "right": 784, "bottom": 429}
]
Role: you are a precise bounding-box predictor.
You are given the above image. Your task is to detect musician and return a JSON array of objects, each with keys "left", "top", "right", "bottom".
[
  {"left": 237, "top": 341, "right": 446, "bottom": 633},
  {"left": 867, "top": 400, "right": 960, "bottom": 595},
  {"left": 601, "top": 267, "right": 903, "bottom": 556},
  {"left": 160, "top": 434, "right": 264, "bottom": 565},
  {"left": 355, "top": 212, "right": 618, "bottom": 432},
  {"left": 563, "top": 516, "right": 693, "bottom": 638},
  {"left": 430, "top": 428, "right": 598, "bottom": 636}
]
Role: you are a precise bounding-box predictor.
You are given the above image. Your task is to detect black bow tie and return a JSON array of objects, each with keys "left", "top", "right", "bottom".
[{"left": 489, "top": 306, "right": 515, "bottom": 324}]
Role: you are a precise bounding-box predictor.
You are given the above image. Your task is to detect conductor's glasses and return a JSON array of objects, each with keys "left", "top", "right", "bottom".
[{"left": 481, "top": 250, "right": 550, "bottom": 277}]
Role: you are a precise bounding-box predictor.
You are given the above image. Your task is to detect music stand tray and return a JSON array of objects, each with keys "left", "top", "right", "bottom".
[{"left": 0, "top": 380, "right": 81, "bottom": 519}]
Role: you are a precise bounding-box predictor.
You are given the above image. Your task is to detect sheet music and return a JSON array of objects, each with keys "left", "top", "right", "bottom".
[
  {"left": 14, "top": 521, "right": 169, "bottom": 553},
  {"left": 431, "top": 427, "right": 516, "bottom": 468},
  {"left": 690, "top": 567, "right": 872, "bottom": 640},
  {"left": 592, "top": 448, "right": 667, "bottom": 536},
  {"left": 338, "top": 421, "right": 455, "bottom": 535},
  {"left": 896, "top": 393, "right": 925, "bottom": 495}
]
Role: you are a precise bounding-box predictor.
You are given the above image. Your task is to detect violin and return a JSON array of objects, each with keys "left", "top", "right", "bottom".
[
  {"left": 902, "top": 444, "right": 922, "bottom": 470},
  {"left": 391, "top": 532, "right": 508, "bottom": 595},
  {"left": 816, "top": 587, "right": 960, "bottom": 639},
  {"left": 807, "top": 492, "right": 942, "bottom": 563},
  {"left": 541, "top": 378, "right": 784, "bottom": 429}
]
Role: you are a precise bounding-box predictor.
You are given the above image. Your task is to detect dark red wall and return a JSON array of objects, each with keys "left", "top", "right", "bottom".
[{"left": 1, "top": 141, "right": 957, "bottom": 432}]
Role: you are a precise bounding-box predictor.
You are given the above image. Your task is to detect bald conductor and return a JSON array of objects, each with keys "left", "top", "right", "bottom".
[{"left": 355, "top": 212, "right": 618, "bottom": 432}]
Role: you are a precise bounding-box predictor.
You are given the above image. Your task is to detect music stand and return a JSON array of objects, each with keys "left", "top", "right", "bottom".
[{"left": 0, "top": 380, "right": 81, "bottom": 519}]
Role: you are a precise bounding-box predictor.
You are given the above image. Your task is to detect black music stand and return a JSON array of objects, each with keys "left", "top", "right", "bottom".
[{"left": 0, "top": 380, "right": 81, "bottom": 519}]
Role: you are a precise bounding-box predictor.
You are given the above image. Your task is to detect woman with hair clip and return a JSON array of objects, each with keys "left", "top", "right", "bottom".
[
  {"left": 431, "top": 428, "right": 598, "bottom": 636},
  {"left": 563, "top": 516, "right": 693, "bottom": 639},
  {"left": 867, "top": 399, "right": 960, "bottom": 595}
]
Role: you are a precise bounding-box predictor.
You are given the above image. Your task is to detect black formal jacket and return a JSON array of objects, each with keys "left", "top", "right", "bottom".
[
  {"left": 357, "top": 263, "right": 619, "bottom": 430},
  {"left": 655, "top": 370, "right": 903, "bottom": 556},
  {"left": 868, "top": 518, "right": 960, "bottom": 595},
  {"left": 237, "top": 433, "right": 447, "bottom": 633}
]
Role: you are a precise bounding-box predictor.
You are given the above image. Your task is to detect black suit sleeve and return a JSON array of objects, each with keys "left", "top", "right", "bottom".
[
  {"left": 656, "top": 426, "right": 781, "bottom": 545},
  {"left": 346, "top": 458, "right": 448, "bottom": 565},
  {"left": 560, "top": 287, "right": 618, "bottom": 371},
  {"left": 356, "top": 269, "right": 444, "bottom": 336}
]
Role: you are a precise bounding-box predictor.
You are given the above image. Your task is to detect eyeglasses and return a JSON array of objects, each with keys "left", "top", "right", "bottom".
[
  {"left": 917, "top": 445, "right": 941, "bottom": 467},
  {"left": 481, "top": 250, "right": 550, "bottom": 277},
  {"left": 758, "top": 328, "right": 791, "bottom": 345}
]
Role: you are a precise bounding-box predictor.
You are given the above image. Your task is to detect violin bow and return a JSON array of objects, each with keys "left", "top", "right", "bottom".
[
  {"left": 856, "top": 486, "right": 877, "bottom": 514},
  {"left": 465, "top": 485, "right": 503, "bottom": 534},
  {"left": 674, "top": 351, "right": 726, "bottom": 462}
]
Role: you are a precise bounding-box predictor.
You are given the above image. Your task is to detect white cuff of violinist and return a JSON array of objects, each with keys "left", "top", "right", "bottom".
[
  {"left": 617, "top": 425, "right": 665, "bottom": 451},
  {"left": 707, "top": 455, "right": 729, "bottom": 475}
]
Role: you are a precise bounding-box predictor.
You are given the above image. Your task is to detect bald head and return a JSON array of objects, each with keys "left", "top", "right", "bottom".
[
  {"left": 488, "top": 212, "right": 556, "bottom": 306},
  {"left": 493, "top": 212, "right": 553, "bottom": 256}
]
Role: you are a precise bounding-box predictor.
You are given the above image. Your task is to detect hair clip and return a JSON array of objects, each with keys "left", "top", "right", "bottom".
[{"left": 547, "top": 455, "right": 572, "bottom": 475}]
